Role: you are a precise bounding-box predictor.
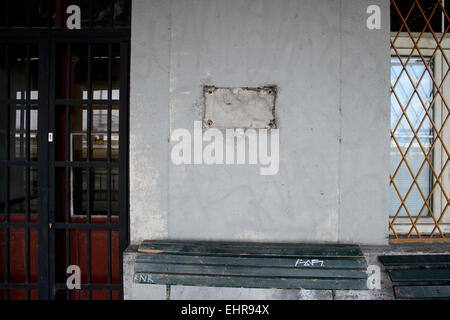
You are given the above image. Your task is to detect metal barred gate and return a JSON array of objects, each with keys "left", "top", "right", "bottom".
[
  {"left": 390, "top": 0, "right": 450, "bottom": 241},
  {"left": 0, "top": 0, "right": 130, "bottom": 300}
]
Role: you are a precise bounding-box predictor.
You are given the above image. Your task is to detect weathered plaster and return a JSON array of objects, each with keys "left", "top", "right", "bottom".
[{"left": 130, "top": 0, "right": 390, "bottom": 245}]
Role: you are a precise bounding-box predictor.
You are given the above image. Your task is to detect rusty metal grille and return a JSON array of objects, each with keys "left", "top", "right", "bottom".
[{"left": 390, "top": 0, "right": 450, "bottom": 241}]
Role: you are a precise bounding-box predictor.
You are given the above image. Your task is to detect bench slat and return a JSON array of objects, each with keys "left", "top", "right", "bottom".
[
  {"left": 138, "top": 241, "right": 363, "bottom": 258},
  {"left": 389, "top": 269, "right": 450, "bottom": 283},
  {"left": 136, "top": 253, "right": 367, "bottom": 269},
  {"left": 379, "top": 255, "right": 450, "bottom": 268},
  {"left": 394, "top": 285, "right": 450, "bottom": 299},
  {"left": 134, "top": 262, "right": 367, "bottom": 279},
  {"left": 133, "top": 272, "right": 368, "bottom": 290}
]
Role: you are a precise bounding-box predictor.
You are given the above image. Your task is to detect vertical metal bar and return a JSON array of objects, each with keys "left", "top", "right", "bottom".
[
  {"left": 48, "top": 36, "right": 59, "bottom": 300},
  {"left": 26, "top": 45, "right": 31, "bottom": 162},
  {"left": 87, "top": 44, "right": 92, "bottom": 166},
  {"left": 66, "top": 44, "right": 71, "bottom": 220},
  {"left": 4, "top": 166, "right": 9, "bottom": 301},
  {"left": 65, "top": 42, "right": 72, "bottom": 300},
  {"left": 107, "top": 44, "right": 112, "bottom": 164},
  {"left": 65, "top": 45, "right": 71, "bottom": 297},
  {"left": 87, "top": 227, "right": 91, "bottom": 299},
  {"left": 107, "top": 43, "right": 113, "bottom": 299},
  {"left": 107, "top": 212, "right": 111, "bottom": 299},
  {"left": 67, "top": 43, "right": 72, "bottom": 100},
  {"left": 37, "top": 37, "right": 50, "bottom": 300},
  {"left": 20, "top": 107, "right": 24, "bottom": 159},
  {"left": 4, "top": 43, "right": 10, "bottom": 301},
  {"left": 118, "top": 40, "right": 129, "bottom": 299},
  {"left": 87, "top": 43, "right": 92, "bottom": 300},
  {"left": 25, "top": 43, "right": 31, "bottom": 300}
]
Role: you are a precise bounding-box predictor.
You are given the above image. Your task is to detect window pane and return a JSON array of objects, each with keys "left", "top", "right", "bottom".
[
  {"left": 67, "top": 105, "right": 119, "bottom": 162},
  {"left": 8, "top": 167, "right": 37, "bottom": 215},
  {"left": 71, "top": 168, "right": 87, "bottom": 215},
  {"left": 92, "top": 44, "right": 120, "bottom": 100},
  {"left": 92, "top": 45, "right": 109, "bottom": 99},
  {"left": 70, "top": 167, "right": 118, "bottom": 216},
  {"left": 0, "top": 168, "right": 5, "bottom": 215},
  {"left": 8, "top": 166, "right": 38, "bottom": 215},
  {"left": 391, "top": 0, "right": 445, "bottom": 32},
  {"left": 0, "top": 104, "right": 6, "bottom": 161},
  {"left": 8, "top": 45, "right": 39, "bottom": 100},
  {"left": 70, "top": 105, "right": 88, "bottom": 162},
  {"left": 0, "top": 46, "right": 5, "bottom": 99},
  {"left": 10, "top": 105, "right": 27, "bottom": 161},
  {"left": 111, "top": 167, "right": 119, "bottom": 215},
  {"left": 9, "top": 45, "right": 27, "bottom": 100},
  {"left": 31, "top": 0, "right": 55, "bottom": 28},
  {"left": 71, "top": 44, "right": 88, "bottom": 100},
  {"left": 111, "top": 44, "right": 120, "bottom": 99},
  {"left": 9, "top": 0, "right": 28, "bottom": 28},
  {"left": 0, "top": 2, "right": 7, "bottom": 27},
  {"left": 92, "top": 0, "right": 113, "bottom": 28},
  {"left": 9, "top": 105, "right": 38, "bottom": 161},
  {"left": 390, "top": 57, "right": 434, "bottom": 217},
  {"left": 113, "top": 0, "right": 131, "bottom": 28},
  {"left": 92, "top": 167, "right": 108, "bottom": 214}
]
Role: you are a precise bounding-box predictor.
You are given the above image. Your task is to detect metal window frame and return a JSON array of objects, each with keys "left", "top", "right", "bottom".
[{"left": 390, "top": 0, "right": 450, "bottom": 241}]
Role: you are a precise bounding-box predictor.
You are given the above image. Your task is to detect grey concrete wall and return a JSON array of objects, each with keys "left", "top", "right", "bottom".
[{"left": 130, "top": 0, "right": 390, "bottom": 245}]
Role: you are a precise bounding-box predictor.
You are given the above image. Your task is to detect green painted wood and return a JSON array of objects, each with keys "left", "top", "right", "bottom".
[
  {"left": 379, "top": 255, "right": 450, "bottom": 268},
  {"left": 135, "top": 253, "right": 367, "bottom": 269},
  {"left": 138, "top": 241, "right": 363, "bottom": 258},
  {"left": 142, "top": 240, "right": 360, "bottom": 249},
  {"left": 134, "top": 262, "right": 367, "bottom": 279},
  {"left": 389, "top": 269, "right": 450, "bottom": 282},
  {"left": 394, "top": 285, "right": 450, "bottom": 299},
  {"left": 133, "top": 272, "right": 368, "bottom": 290}
]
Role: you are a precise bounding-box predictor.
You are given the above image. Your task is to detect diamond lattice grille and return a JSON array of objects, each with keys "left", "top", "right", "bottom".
[{"left": 390, "top": 0, "right": 450, "bottom": 241}]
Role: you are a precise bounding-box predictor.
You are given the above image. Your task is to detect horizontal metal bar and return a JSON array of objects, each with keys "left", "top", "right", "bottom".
[
  {"left": 0, "top": 161, "right": 39, "bottom": 167},
  {"left": 390, "top": 239, "right": 450, "bottom": 243},
  {"left": 54, "top": 223, "right": 120, "bottom": 230},
  {"left": 54, "top": 284, "right": 122, "bottom": 290},
  {"left": 0, "top": 99, "right": 39, "bottom": 104},
  {"left": 55, "top": 99, "right": 120, "bottom": 105},
  {"left": 53, "top": 162, "right": 119, "bottom": 168},
  {"left": 0, "top": 222, "right": 39, "bottom": 228},
  {"left": 0, "top": 29, "right": 130, "bottom": 42},
  {"left": 0, "top": 283, "right": 39, "bottom": 289}
]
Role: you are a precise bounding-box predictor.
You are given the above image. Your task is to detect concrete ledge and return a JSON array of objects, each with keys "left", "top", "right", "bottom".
[
  {"left": 124, "top": 246, "right": 167, "bottom": 300},
  {"left": 171, "top": 286, "right": 332, "bottom": 300}
]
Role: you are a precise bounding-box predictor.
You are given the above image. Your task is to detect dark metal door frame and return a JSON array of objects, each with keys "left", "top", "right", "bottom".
[{"left": 0, "top": 29, "right": 130, "bottom": 300}]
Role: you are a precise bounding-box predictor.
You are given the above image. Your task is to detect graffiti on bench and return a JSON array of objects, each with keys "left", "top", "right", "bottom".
[{"left": 294, "top": 259, "right": 324, "bottom": 268}]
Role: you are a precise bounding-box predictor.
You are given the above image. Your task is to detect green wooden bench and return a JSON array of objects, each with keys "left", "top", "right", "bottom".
[
  {"left": 133, "top": 241, "right": 368, "bottom": 298},
  {"left": 379, "top": 255, "right": 450, "bottom": 299}
]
